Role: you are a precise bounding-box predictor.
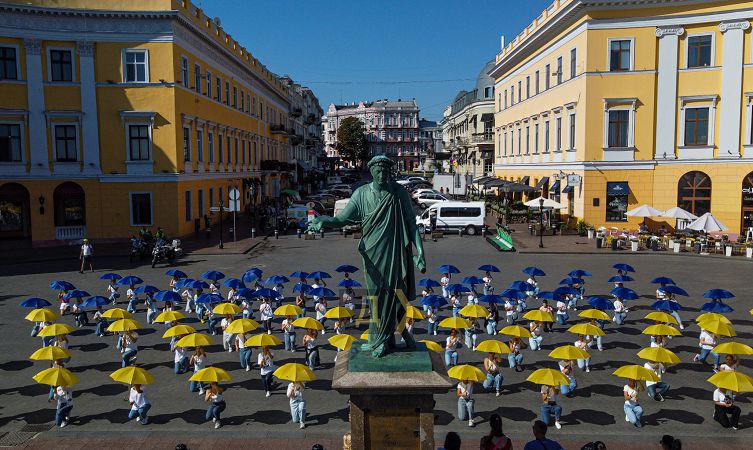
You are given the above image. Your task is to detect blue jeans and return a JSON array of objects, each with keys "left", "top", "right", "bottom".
[
  {"left": 127, "top": 298, "right": 138, "bottom": 313},
  {"left": 483, "top": 372, "right": 503, "bottom": 392},
  {"left": 614, "top": 312, "right": 627, "bottom": 325},
  {"left": 577, "top": 358, "right": 591, "bottom": 370},
  {"left": 128, "top": 403, "right": 151, "bottom": 422},
  {"left": 486, "top": 320, "right": 496, "bottom": 335},
  {"left": 568, "top": 296, "right": 580, "bottom": 309},
  {"left": 239, "top": 347, "right": 252, "bottom": 369},
  {"left": 561, "top": 376, "right": 577, "bottom": 396},
  {"left": 452, "top": 307, "right": 459, "bottom": 317},
  {"left": 540, "top": 403, "right": 561, "bottom": 425},
  {"left": 146, "top": 305, "right": 157, "bottom": 324},
  {"left": 457, "top": 397, "right": 474, "bottom": 421},
  {"left": 464, "top": 331, "right": 477, "bottom": 349},
  {"left": 242, "top": 309, "right": 251, "bottom": 319},
  {"left": 589, "top": 336, "right": 603, "bottom": 351},
  {"left": 556, "top": 312, "right": 568, "bottom": 325},
  {"left": 698, "top": 347, "right": 720, "bottom": 366},
  {"left": 56, "top": 405, "right": 73, "bottom": 426},
  {"left": 427, "top": 321, "right": 437, "bottom": 335},
  {"left": 445, "top": 350, "right": 458, "bottom": 367},
  {"left": 290, "top": 398, "right": 306, "bottom": 423},
  {"left": 190, "top": 380, "right": 207, "bottom": 392},
  {"left": 174, "top": 356, "right": 188, "bottom": 374},
  {"left": 95, "top": 320, "right": 107, "bottom": 336},
  {"left": 506, "top": 313, "right": 518, "bottom": 324},
  {"left": 207, "top": 316, "right": 218, "bottom": 335},
  {"left": 528, "top": 335, "right": 543, "bottom": 351},
  {"left": 517, "top": 300, "right": 527, "bottom": 312},
  {"left": 261, "top": 372, "right": 274, "bottom": 392},
  {"left": 284, "top": 332, "right": 296, "bottom": 351},
  {"left": 624, "top": 403, "right": 643, "bottom": 427},
  {"left": 206, "top": 401, "right": 226, "bottom": 422},
  {"left": 508, "top": 352, "right": 523, "bottom": 368},
  {"left": 42, "top": 336, "right": 55, "bottom": 347},
  {"left": 647, "top": 382, "right": 669, "bottom": 399},
  {"left": 483, "top": 285, "right": 493, "bottom": 295},
  {"left": 671, "top": 310, "right": 683, "bottom": 326},
  {"left": 122, "top": 349, "right": 137, "bottom": 367},
  {"left": 306, "top": 348, "right": 319, "bottom": 371}
]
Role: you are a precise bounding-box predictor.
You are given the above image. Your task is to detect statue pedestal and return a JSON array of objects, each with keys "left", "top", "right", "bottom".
[{"left": 332, "top": 344, "right": 453, "bottom": 450}]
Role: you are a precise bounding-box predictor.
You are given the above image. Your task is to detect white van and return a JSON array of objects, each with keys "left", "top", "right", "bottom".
[
  {"left": 286, "top": 205, "right": 319, "bottom": 229},
  {"left": 415, "top": 201, "right": 485, "bottom": 235},
  {"left": 334, "top": 199, "right": 360, "bottom": 233}
]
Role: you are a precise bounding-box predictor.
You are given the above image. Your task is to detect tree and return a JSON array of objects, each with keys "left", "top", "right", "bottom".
[{"left": 336, "top": 117, "right": 369, "bottom": 167}]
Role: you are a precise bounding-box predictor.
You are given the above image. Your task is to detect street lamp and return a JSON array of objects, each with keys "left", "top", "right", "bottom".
[{"left": 538, "top": 197, "right": 545, "bottom": 248}]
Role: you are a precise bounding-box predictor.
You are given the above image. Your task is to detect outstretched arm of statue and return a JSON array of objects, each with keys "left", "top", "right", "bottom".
[
  {"left": 412, "top": 227, "right": 426, "bottom": 273},
  {"left": 307, "top": 198, "right": 360, "bottom": 232}
]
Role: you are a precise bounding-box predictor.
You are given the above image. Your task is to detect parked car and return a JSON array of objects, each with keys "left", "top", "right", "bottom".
[
  {"left": 415, "top": 192, "right": 449, "bottom": 209},
  {"left": 412, "top": 188, "right": 440, "bottom": 199},
  {"left": 307, "top": 194, "right": 336, "bottom": 209},
  {"left": 415, "top": 201, "right": 485, "bottom": 235},
  {"left": 328, "top": 184, "right": 353, "bottom": 195},
  {"left": 293, "top": 200, "right": 326, "bottom": 215}
]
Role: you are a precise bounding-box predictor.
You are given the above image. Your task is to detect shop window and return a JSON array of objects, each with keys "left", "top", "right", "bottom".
[
  {"left": 678, "top": 171, "right": 711, "bottom": 216},
  {"left": 742, "top": 172, "right": 753, "bottom": 232},
  {"left": 606, "top": 182, "right": 629, "bottom": 222}
]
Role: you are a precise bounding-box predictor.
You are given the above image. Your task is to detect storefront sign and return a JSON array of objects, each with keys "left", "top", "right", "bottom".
[{"left": 567, "top": 174, "right": 581, "bottom": 186}]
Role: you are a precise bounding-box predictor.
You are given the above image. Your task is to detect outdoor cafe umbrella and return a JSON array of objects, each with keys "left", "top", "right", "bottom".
[
  {"left": 625, "top": 204, "right": 663, "bottom": 217},
  {"left": 524, "top": 196, "right": 565, "bottom": 209},
  {"left": 687, "top": 212, "right": 728, "bottom": 232},
  {"left": 661, "top": 206, "right": 698, "bottom": 221}
]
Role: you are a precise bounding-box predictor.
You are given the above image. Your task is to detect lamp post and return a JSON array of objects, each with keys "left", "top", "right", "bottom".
[{"left": 538, "top": 197, "right": 545, "bottom": 248}]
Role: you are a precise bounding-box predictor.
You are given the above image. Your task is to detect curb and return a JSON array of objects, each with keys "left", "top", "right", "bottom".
[{"left": 517, "top": 248, "right": 753, "bottom": 262}]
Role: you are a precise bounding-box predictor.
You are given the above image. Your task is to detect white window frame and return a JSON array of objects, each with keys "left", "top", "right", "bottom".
[
  {"left": 129, "top": 192, "right": 153, "bottom": 226},
  {"left": 0, "top": 44, "right": 21, "bottom": 81},
  {"left": 46, "top": 46, "right": 76, "bottom": 83},
  {"left": 205, "top": 70, "right": 212, "bottom": 97},
  {"left": 180, "top": 56, "right": 188, "bottom": 86},
  {"left": 602, "top": 98, "right": 637, "bottom": 149},
  {"left": 679, "top": 95, "right": 717, "bottom": 148},
  {"left": 52, "top": 123, "right": 79, "bottom": 162},
  {"left": 0, "top": 120, "right": 25, "bottom": 164},
  {"left": 122, "top": 48, "right": 149, "bottom": 83},
  {"left": 193, "top": 63, "right": 201, "bottom": 93},
  {"left": 125, "top": 122, "right": 153, "bottom": 162},
  {"left": 744, "top": 93, "right": 753, "bottom": 147},
  {"left": 685, "top": 33, "right": 715, "bottom": 69},
  {"left": 570, "top": 47, "right": 577, "bottom": 79},
  {"left": 196, "top": 128, "right": 204, "bottom": 162},
  {"left": 607, "top": 37, "right": 635, "bottom": 72}
]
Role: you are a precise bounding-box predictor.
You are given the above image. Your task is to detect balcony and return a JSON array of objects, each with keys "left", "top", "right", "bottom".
[
  {"left": 305, "top": 114, "right": 318, "bottom": 125},
  {"left": 56, "top": 225, "right": 86, "bottom": 241},
  {"left": 270, "top": 124, "right": 286, "bottom": 134},
  {"left": 471, "top": 133, "right": 494, "bottom": 144},
  {"left": 290, "top": 135, "right": 303, "bottom": 146},
  {"left": 290, "top": 107, "right": 302, "bottom": 117}
]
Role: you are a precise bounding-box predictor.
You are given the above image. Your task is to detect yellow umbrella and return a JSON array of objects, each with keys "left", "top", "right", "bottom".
[
  {"left": 274, "top": 363, "right": 317, "bottom": 382},
  {"left": 37, "top": 323, "right": 76, "bottom": 337},
  {"left": 578, "top": 309, "right": 611, "bottom": 321},
  {"left": 612, "top": 364, "right": 660, "bottom": 382},
  {"left": 329, "top": 334, "right": 358, "bottom": 351},
  {"left": 438, "top": 317, "right": 471, "bottom": 329},
  {"left": 225, "top": 318, "right": 260, "bottom": 334},
  {"left": 107, "top": 319, "right": 143, "bottom": 333},
  {"left": 274, "top": 304, "right": 303, "bottom": 316},
  {"left": 523, "top": 309, "right": 554, "bottom": 322},
  {"left": 110, "top": 366, "right": 155, "bottom": 385},
  {"left": 33, "top": 367, "right": 79, "bottom": 386},
  {"left": 360, "top": 330, "right": 370, "bottom": 340},
  {"left": 189, "top": 367, "right": 232, "bottom": 383},
  {"left": 548, "top": 345, "right": 590, "bottom": 361},
  {"left": 176, "top": 333, "right": 213, "bottom": 347},
  {"left": 154, "top": 310, "right": 186, "bottom": 323},
  {"left": 293, "top": 316, "right": 324, "bottom": 331},
  {"left": 419, "top": 339, "right": 443, "bottom": 353},
  {"left": 245, "top": 333, "right": 283, "bottom": 347},
  {"left": 29, "top": 346, "right": 71, "bottom": 361},
  {"left": 324, "top": 306, "right": 354, "bottom": 319},
  {"left": 212, "top": 303, "right": 241, "bottom": 315},
  {"left": 712, "top": 341, "right": 753, "bottom": 356},
  {"left": 645, "top": 311, "right": 678, "bottom": 325},
  {"left": 707, "top": 370, "right": 753, "bottom": 392},
  {"left": 459, "top": 304, "right": 489, "bottom": 319},
  {"left": 527, "top": 368, "right": 570, "bottom": 386},
  {"left": 474, "top": 339, "right": 510, "bottom": 354},
  {"left": 25, "top": 308, "right": 60, "bottom": 322},
  {"left": 499, "top": 325, "right": 532, "bottom": 338},
  {"left": 162, "top": 324, "right": 196, "bottom": 338},
  {"left": 405, "top": 306, "right": 425, "bottom": 320},
  {"left": 447, "top": 364, "right": 486, "bottom": 382},
  {"left": 568, "top": 323, "right": 605, "bottom": 336},
  {"left": 642, "top": 324, "right": 681, "bottom": 337},
  {"left": 636, "top": 347, "right": 681, "bottom": 364},
  {"left": 102, "top": 308, "right": 133, "bottom": 319},
  {"left": 698, "top": 319, "right": 736, "bottom": 337},
  {"left": 696, "top": 312, "right": 731, "bottom": 324}
]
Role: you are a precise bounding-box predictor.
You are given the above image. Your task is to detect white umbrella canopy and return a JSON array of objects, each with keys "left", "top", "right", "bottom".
[
  {"left": 686, "top": 212, "right": 728, "bottom": 232},
  {"left": 625, "top": 204, "right": 663, "bottom": 217},
  {"left": 524, "top": 196, "right": 566, "bottom": 209},
  {"left": 661, "top": 206, "right": 698, "bottom": 221}
]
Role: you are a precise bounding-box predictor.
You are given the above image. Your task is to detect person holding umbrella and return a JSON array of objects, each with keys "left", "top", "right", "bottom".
[
  {"left": 713, "top": 386, "right": 741, "bottom": 429},
  {"left": 574, "top": 335, "right": 592, "bottom": 373},
  {"left": 54, "top": 385, "right": 74, "bottom": 427},
  {"left": 528, "top": 320, "right": 544, "bottom": 351},
  {"left": 457, "top": 377, "right": 476, "bottom": 427},
  {"left": 558, "top": 359, "right": 576, "bottom": 398},
  {"left": 445, "top": 328, "right": 462, "bottom": 367},
  {"left": 189, "top": 346, "right": 208, "bottom": 394},
  {"left": 314, "top": 298, "right": 328, "bottom": 333},
  {"left": 693, "top": 328, "right": 720, "bottom": 371},
  {"left": 93, "top": 305, "right": 108, "bottom": 337},
  {"left": 260, "top": 298, "right": 274, "bottom": 334},
  {"left": 120, "top": 330, "right": 138, "bottom": 367},
  {"left": 236, "top": 331, "right": 253, "bottom": 371},
  {"left": 540, "top": 385, "right": 563, "bottom": 429},
  {"left": 440, "top": 272, "right": 451, "bottom": 298},
  {"left": 258, "top": 345, "right": 276, "bottom": 397},
  {"left": 174, "top": 343, "right": 189, "bottom": 374},
  {"left": 644, "top": 360, "right": 669, "bottom": 401},
  {"left": 204, "top": 382, "right": 226, "bottom": 429},
  {"left": 287, "top": 380, "right": 307, "bottom": 429},
  {"left": 427, "top": 307, "right": 438, "bottom": 336},
  {"left": 482, "top": 352, "right": 503, "bottom": 397},
  {"left": 508, "top": 336, "right": 524, "bottom": 372},
  {"left": 128, "top": 384, "right": 151, "bottom": 424},
  {"left": 303, "top": 328, "right": 320, "bottom": 371},
  {"left": 623, "top": 378, "right": 644, "bottom": 427}
]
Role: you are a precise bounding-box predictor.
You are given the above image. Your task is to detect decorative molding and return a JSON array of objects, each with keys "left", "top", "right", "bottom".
[
  {"left": 23, "top": 38, "right": 41, "bottom": 55},
  {"left": 44, "top": 109, "right": 82, "bottom": 127},
  {"left": 76, "top": 41, "right": 94, "bottom": 57},
  {"left": 120, "top": 110, "right": 156, "bottom": 127},
  {"left": 0, "top": 108, "right": 29, "bottom": 125},
  {"left": 655, "top": 25, "right": 684, "bottom": 37},
  {"left": 719, "top": 20, "right": 750, "bottom": 33}
]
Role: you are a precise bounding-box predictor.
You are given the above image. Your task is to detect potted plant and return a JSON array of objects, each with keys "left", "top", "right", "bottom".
[{"left": 576, "top": 219, "right": 589, "bottom": 237}]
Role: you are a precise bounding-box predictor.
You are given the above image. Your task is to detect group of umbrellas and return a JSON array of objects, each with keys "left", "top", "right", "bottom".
[{"left": 626, "top": 204, "right": 727, "bottom": 233}]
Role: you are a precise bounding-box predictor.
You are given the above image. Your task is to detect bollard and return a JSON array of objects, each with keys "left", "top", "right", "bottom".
[
  {"left": 297, "top": 228, "right": 302, "bottom": 239},
  {"left": 482, "top": 226, "right": 487, "bottom": 238},
  {"left": 458, "top": 228, "right": 463, "bottom": 237},
  {"left": 274, "top": 229, "right": 279, "bottom": 239},
  {"left": 251, "top": 228, "right": 256, "bottom": 239},
  {"left": 342, "top": 228, "right": 346, "bottom": 237},
  {"left": 320, "top": 229, "right": 325, "bottom": 239}
]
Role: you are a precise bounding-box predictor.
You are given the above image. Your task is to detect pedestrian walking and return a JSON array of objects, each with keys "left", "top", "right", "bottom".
[
  {"left": 540, "top": 385, "right": 562, "bottom": 429},
  {"left": 204, "top": 382, "right": 226, "bottom": 429},
  {"left": 47, "top": 359, "right": 65, "bottom": 401},
  {"left": 456, "top": 378, "right": 475, "bottom": 427},
  {"left": 314, "top": 298, "right": 327, "bottom": 334},
  {"left": 427, "top": 307, "right": 438, "bottom": 336},
  {"left": 440, "top": 273, "right": 451, "bottom": 298},
  {"left": 260, "top": 299, "right": 274, "bottom": 334},
  {"left": 221, "top": 315, "right": 234, "bottom": 351},
  {"left": 54, "top": 385, "right": 74, "bottom": 428},
  {"left": 189, "top": 346, "right": 208, "bottom": 394},
  {"left": 528, "top": 320, "right": 544, "bottom": 351},
  {"left": 183, "top": 287, "right": 195, "bottom": 314},
  {"left": 236, "top": 332, "right": 253, "bottom": 371},
  {"left": 507, "top": 337, "right": 524, "bottom": 371},
  {"left": 107, "top": 280, "right": 120, "bottom": 304},
  {"left": 79, "top": 238, "right": 93, "bottom": 273},
  {"left": 588, "top": 318, "right": 605, "bottom": 351},
  {"left": 258, "top": 345, "right": 276, "bottom": 397},
  {"left": 126, "top": 285, "right": 138, "bottom": 314},
  {"left": 480, "top": 413, "right": 512, "bottom": 450},
  {"left": 40, "top": 321, "right": 54, "bottom": 347},
  {"left": 644, "top": 360, "right": 669, "bottom": 401},
  {"left": 623, "top": 378, "right": 644, "bottom": 428},
  {"left": 145, "top": 293, "right": 157, "bottom": 325},
  {"left": 712, "top": 387, "right": 740, "bottom": 429},
  {"left": 282, "top": 315, "right": 296, "bottom": 352},
  {"left": 287, "top": 381, "right": 307, "bottom": 429},
  {"left": 120, "top": 330, "right": 138, "bottom": 367},
  {"left": 303, "top": 329, "right": 320, "bottom": 371},
  {"left": 445, "top": 328, "right": 461, "bottom": 367},
  {"left": 206, "top": 308, "right": 219, "bottom": 335},
  {"left": 482, "top": 353, "right": 503, "bottom": 396},
  {"left": 128, "top": 384, "right": 151, "bottom": 424}
]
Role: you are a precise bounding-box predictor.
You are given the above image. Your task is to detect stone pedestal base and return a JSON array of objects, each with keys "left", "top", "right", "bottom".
[{"left": 332, "top": 344, "right": 453, "bottom": 450}]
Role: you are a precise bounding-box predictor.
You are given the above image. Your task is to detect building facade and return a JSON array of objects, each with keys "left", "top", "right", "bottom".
[
  {"left": 323, "top": 99, "right": 420, "bottom": 171},
  {"left": 418, "top": 118, "right": 443, "bottom": 171},
  {"left": 0, "top": 0, "right": 304, "bottom": 245},
  {"left": 491, "top": 0, "right": 753, "bottom": 234},
  {"left": 442, "top": 61, "right": 496, "bottom": 179}
]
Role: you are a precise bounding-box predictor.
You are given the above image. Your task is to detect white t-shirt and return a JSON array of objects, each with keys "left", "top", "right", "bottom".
[
  {"left": 427, "top": 309, "right": 437, "bottom": 324},
  {"left": 457, "top": 381, "right": 473, "bottom": 399},
  {"left": 713, "top": 389, "right": 732, "bottom": 404},
  {"left": 643, "top": 362, "right": 663, "bottom": 386},
  {"left": 556, "top": 301, "right": 567, "bottom": 314},
  {"left": 129, "top": 388, "right": 149, "bottom": 409},
  {"left": 315, "top": 302, "right": 327, "bottom": 320},
  {"left": 624, "top": 385, "right": 639, "bottom": 405},
  {"left": 699, "top": 330, "right": 716, "bottom": 350},
  {"left": 123, "top": 334, "right": 138, "bottom": 351},
  {"left": 174, "top": 347, "right": 186, "bottom": 363},
  {"left": 221, "top": 318, "right": 231, "bottom": 332},
  {"left": 258, "top": 352, "right": 275, "bottom": 375},
  {"left": 311, "top": 283, "right": 321, "bottom": 302},
  {"left": 720, "top": 363, "right": 736, "bottom": 372},
  {"left": 193, "top": 354, "right": 207, "bottom": 371},
  {"left": 56, "top": 387, "right": 73, "bottom": 408},
  {"left": 541, "top": 385, "right": 558, "bottom": 403},
  {"left": 260, "top": 303, "right": 273, "bottom": 321},
  {"left": 282, "top": 318, "right": 295, "bottom": 333},
  {"left": 446, "top": 336, "right": 459, "bottom": 350},
  {"left": 236, "top": 334, "right": 248, "bottom": 349},
  {"left": 504, "top": 301, "right": 516, "bottom": 316},
  {"left": 613, "top": 300, "right": 625, "bottom": 313},
  {"left": 81, "top": 244, "right": 93, "bottom": 256},
  {"left": 526, "top": 278, "right": 537, "bottom": 291}
]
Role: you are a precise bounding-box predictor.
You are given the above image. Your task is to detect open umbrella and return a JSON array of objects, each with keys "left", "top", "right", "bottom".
[
  {"left": 154, "top": 310, "right": 185, "bottom": 323},
  {"left": 421, "top": 295, "right": 448, "bottom": 308},
  {"left": 224, "top": 318, "right": 260, "bottom": 334},
  {"left": 527, "top": 368, "right": 570, "bottom": 386},
  {"left": 461, "top": 276, "right": 485, "bottom": 286},
  {"left": 474, "top": 340, "right": 510, "bottom": 354},
  {"left": 509, "top": 281, "right": 534, "bottom": 292},
  {"left": 661, "top": 206, "right": 698, "bottom": 221},
  {"left": 524, "top": 196, "right": 566, "bottom": 209},
  {"left": 64, "top": 289, "right": 91, "bottom": 299},
  {"left": 20, "top": 298, "right": 52, "bottom": 308},
  {"left": 696, "top": 312, "right": 731, "bottom": 325},
  {"left": 190, "top": 367, "right": 231, "bottom": 383},
  {"left": 162, "top": 324, "right": 196, "bottom": 338},
  {"left": 289, "top": 271, "right": 308, "bottom": 279},
  {"left": 478, "top": 264, "right": 500, "bottom": 273},
  {"left": 223, "top": 278, "right": 246, "bottom": 289},
  {"left": 102, "top": 308, "right": 133, "bottom": 319},
  {"left": 522, "top": 267, "right": 546, "bottom": 277},
  {"left": 697, "top": 319, "right": 736, "bottom": 337},
  {"left": 445, "top": 284, "right": 471, "bottom": 294},
  {"left": 242, "top": 272, "right": 260, "bottom": 284},
  {"left": 567, "top": 323, "right": 605, "bottom": 336},
  {"left": 549, "top": 345, "right": 590, "bottom": 360},
  {"left": 233, "top": 288, "right": 254, "bottom": 299},
  {"left": 578, "top": 309, "right": 611, "bottom": 321},
  {"left": 651, "top": 277, "right": 676, "bottom": 285},
  {"left": 523, "top": 310, "right": 554, "bottom": 322},
  {"left": 245, "top": 334, "right": 283, "bottom": 347},
  {"left": 174, "top": 278, "right": 195, "bottom": 289},
  {"left": 165, "top": 269, "right": 187, "bottom": 278},
  {"left": 308, "top": 271, "right": 331, "bottom": 280},
  {"left": 107, "top": 319, "right": 143, "bottom": 333},
  {"left": 613, "top": 365, "right": 660, "bottom": 382},
  {"left": 537, "top": 292, "right": 563, "bottom": 302},
  {"left": 700, "top": 302, "right": 733, "bottom": 314},
  {"left": 553, "top": 287, "right": 579, "bottom": 297},
  {"left": 292, "top": 317, "right": 324, "bottom": 330},
  {"left": 661, "top": 285, "right": 689, "bottom": 297},
  {"left": 501, "top": 289, "right": 527, "bottom": 300},
  {"left": 687, "top": 212, "right": 728, "bottom": 232},
  {"left": 307, "top": 287, "right": 336, "bottom": 298},
  {"left": 201, "top": 271, "right": 226, "bottom": 281},
  {"left": 325, "top": 307, "right": 354, "bottom": 319},
  {"left": 33, "top": 367, "right": 79, "bottom": 386},
  {"left": 405, "top": 306, "right": 425, "bottom": 320},
  {"left": 337, "top": 279, "right": 362, "bottom": 288},
  {"left": 459, "top": 304, "right": 489, "bottom": 318},
  {"left": 360, "top": 330, "right": 370, "bottom": 340},
  {"left": 29, "top": 346, "right": 72, "bottom": 361},
  {"left": 478, "top": 294, "right": 504, "bottom": 305},
  {"left": 274, "top": 305, "right": 303, "bottom": 316},
  {"left": 652, "top": 300, "right": 682, "bottom": 311},
  {"left": 274, "top": 363, "right": 316, "bottom": 382},
  {"left": 176, "top": 333, "right": 213, "bottom": 347},
  {"left": 568, "top": 269, "right": 592, "bottom": 278},
  {"left": 438, "top": 317, "right": 471, "bottom": 329},
  {"left": 110, "top": 366, "right": 155, "bottom": 385},
  {"left": 447, "top": 364, "right": 486, "bottom": 382},
  {"left": 292, "top": 283, "right": 311, "bottom": 294},
  {"left": 608, "top": 275, "right": 634, "bottom": 283},
  {"left": 707, "top": 371, "right": 753, "bottom": 392},
  {"left": 419, "top": 340, "right": 444, "bottom": 353},
  {"left": 329, "top": 334, "right": 358, "bottom": 351},
  {"left": 134, "top": 285, "right": 159, "bottom": 295},
  {"left": 196, "top": 293, "right": 223, "bottom": 304},
  {"left": 644, "top": 311, "right": 678, "bottom": 325},
  {"left": 587, "top": 297, "right": 615, "bottom": 311},
  {"left": 417, "top": 278, "right": 441, "bottom": 287},
  {"left": 559, "top": 277, "right": 584, "bottom": 286},
  {"left": 437, "top": 264, "right": 460, "bottom": 274},
  {"left": 704, "top": 289, "right": 735, "bottom": 300},
  {"left": 49, "top": 280, "right": 75, "bottom": 291},
  {"left": 184, "top": 280, "right": 210, "bottom": 290},
  {"left": 611, "top": 287, "right": 638, "bottom": 300},
  {"left": 642, "top": 324, "right": 681, "bottom": 337},
  {"left": 25, "top": 308, "right": 60, "bottom": 322},
  {"left": 38, "top": 323, "right": 75, "bottom": 336},
  {"left": 154, "top": 291, "right": 182, "bottom": 303},
  {"left": 99, "top": 273, "right": 122, "bottom": 281},
  {"left": 612, "top": 263, "right": 635, "bottom": 273},
  {"left": 626, "top": 204, "right": 663, "bottom": 217},
  {"left": 265, "top": 275, "right": 290, "bottom": 285},
  {"left": 117, "top": 276, "right": 144, "bottom": 286},
  {"left": 82, "top": 296, "right": 110, "bottom": 308},
  {"left": 499, "top": 325, "right": 532, "bottom": 338},
  {"left": 213, "top": 303, "right": 242, "bottom": 315},
  {"left": 712, "top": 342, "right": 753, "bottom": 356},
  {"left": 335, "top": 264, "right": 359, "bottom": 274},
  {"left": 636, "top": 347, "right": 681, "bottom": 364}
]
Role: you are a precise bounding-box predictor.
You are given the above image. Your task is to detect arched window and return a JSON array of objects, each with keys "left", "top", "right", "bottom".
[
  {"left": 677, "top": 171, "right": 711, "bottom": 216},
  {"left": 742, "top": 172, "right": 753, "bottom": 232},
  {"left": 53, "top": 182, "right": 85, "bottom": 227}
]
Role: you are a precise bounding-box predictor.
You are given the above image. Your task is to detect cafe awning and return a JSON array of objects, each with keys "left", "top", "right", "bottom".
[
  {"left": 480, "top": 113, "right": 494, "bottom": 122},
  {"left": 562, "top": 185, "right": 574, "bottom": 194},
  {"left": 521, "top": 176, "right": 530, "bottom": 185},
  {"left": 533, "top": 176, "right": 549, "bottom": 191},
  {"left": 549, "top": 180, "right": 561, "bottom": 194}
]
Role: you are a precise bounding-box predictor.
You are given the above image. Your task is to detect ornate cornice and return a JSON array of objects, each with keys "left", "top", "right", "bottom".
[
  {"left": 23, "top": 38, "right": 41, "bottom": 55},
  {"left": 655, "top": 25, "right": 684, "bottom": 37},
  {"left": 76, "top": 41, "right": 94, "bottom": 57},
  {"left": 719, "top": 20, "right": 750, "bottom": 33}
]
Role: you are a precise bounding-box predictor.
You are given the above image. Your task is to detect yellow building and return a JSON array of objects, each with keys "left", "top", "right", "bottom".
[
  {"left": 491, "top": 0, "right": 753, "bottom": 235},
  {"left": 0, "top": 0, "right": 298, "bottom": 245}
]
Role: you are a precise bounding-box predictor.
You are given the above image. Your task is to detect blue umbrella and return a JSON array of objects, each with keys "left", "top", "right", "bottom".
[
  {"left": 201, "top": 271, "right": 226, "bottom": 281},
  {"left": 509, "top": 281, "right": 534, "bottom": 292},
  {"left": 223, "top": 278, "right": 246, "bottom": 289},
  {"left": 242, "top": 272, "right": 260, "bottom": 284},
  {"left": 650, "top": 277, "right": 675, "bottom": 285},
  {"left": 559, "top": 277, "right": 584, "bottom": 286},
  {"left": 290, "top": 271, "right": 309, "bottom": 279},
  {"left": 417, "top": 278, "right": 441, "bottom": 287},
  {"left": 308, "top": 271, "right": 331, "bottom": 280},
  {"left": 446, "top": 284, "right": 471, "bottom": 294},
  {"left": 338, "top": 279, "right": 362, "bottom": 288},
  {"left": 82, "top": 296, "right": 110, "bottom": 308},
  {"left": 608, "top": 275, "right": 634, "bottom": 283},
  {"left": 568, "top": 269, "right": 592, "bottom": 278},
  {"left": 335, "top": 264, "right": 359, "bottom": 274},
  {"left": 700, "top": 302, "right": 733, "bottom": 313},
  {"left": 537, "top": 291, "right": 563, "bottom": 301},
  {"left": 661, "top": 285, "right": 689, "bottom": 297},
  {"left": 522, "top": 266, "right": 546, "bottom": 277},
  {"left": 196, "top": 293, "right": 223, "bottom": 304},
  {"left": 553, "top": 286, "right": 579, "bottom": 297},
  {"left": 154, "top": 291, "right": 182, "bottom": 302},
  {"left": 421, "top": 295, "right": 448, "bottom": 308},
  {"left": 174, "top": 278, "right": 195, "bottom": 289},
  {"left": 292, "top": 283, "right": 312, "bottom": 294},
  {"left": 134, "top": 285, "right": 159, "bottom": 295},
  {"left": 117, "top": 276, "right": 144, "bottom": 286},
  {"left": 652, "top": 300, "right": 682, "bottom": 311},
  {"left": 64, "top": 289, "right": 91, "bottom": 299},
  {"left": 500, "top": 289, "right": 527, "bottom": 300},
  {"left": 588, "top": 296, "right": 615, "bottom": 310},
  {"left": 307, "top": 287, "right": 336, "bottom": 298},
  {"left": 184, "top": 280, "right": 210, "bottom": 290},
  {"left": 703, "top": 289, "right": 735, "bottom": 300},
  {"left": 437, "top": 264, "right": 460, "bottom": 274},
  {"left": 165, "top": 269, "right": 188, "bottom": 278},
  {"left": 251, "top": 288, "right": 283, "bottom": 299},
  {"left": 265, "top": 275, "right": 290, "bottom": 285},
  {"left": 478, "top": 264, "right": 501, "bottom": 273},
  {"left": 235, "top": 288, "right": 255, "bottom": 299},
  {"left": 49, "top": 280, "right": 75, "bottom": 291},
  {"left": 478, "top": 294, "right": 504, "bottom": 304},
  {"left": 611, "top": 287, "right": 639, "bottom": 300},
  {"left": 20, "top": 298, "right": 52, "bottom": 308},
  {"left": 612, "top": 263, "right": 636, "bottom": 273},
  {"left": 99, "top": 273, "right": 122, "bottom": 281},
  {"left": 461, "top": 276, "right": 485, "bottom": 285}
]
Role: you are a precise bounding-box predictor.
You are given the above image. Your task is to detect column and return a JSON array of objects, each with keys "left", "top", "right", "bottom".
[
  {"left": 718, "top": 20, "right": 750, "bottom": 158},
  {"left": 654, "top": 26, "right": 684, "bottom": 159},
  {"left": 24, "top": 39, "right": 48, "bottom": 174},
  {"left": 77, "top": 42, "right": 101, "bottom": 174}
]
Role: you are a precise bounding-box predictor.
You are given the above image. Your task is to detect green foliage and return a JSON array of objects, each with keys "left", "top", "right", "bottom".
[
  {"left": 336, "top": 117, "right": 369, "bottom": 167},
  {"left": 576, "top": 219, "right": 590, "bottom": 235}
]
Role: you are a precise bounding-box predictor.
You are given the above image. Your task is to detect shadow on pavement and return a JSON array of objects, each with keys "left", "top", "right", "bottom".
[
  {"left": 71, "top": 342, "right": 109, "bottom": 352},
  {"left": 76, "top": 408, "right": 131, "bottom": 425},
  {"left": 642, "top": 408, "right": 704, "bottom": 426},
  {"left": 0, "top": 360, "right": 33, "bottom": 371},
  {"left": 247, "top": 408, "right": 294, "bottom": 425},
  {"left": 564, "top": 408, "right": 616, "bottom": 425},
  {"left": 149, "top": 408, "right": 207, "bottom": 425},
  {"left": 76, "top": 383, "right": 124, "bottom": 397},
  {"left": 309, "top": 406, "right": 348, "bottom": 425}
]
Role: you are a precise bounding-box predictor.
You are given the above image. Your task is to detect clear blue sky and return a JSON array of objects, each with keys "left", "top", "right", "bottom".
[{"left": 200, "top": 0, "right": 553, "bottom": 121}]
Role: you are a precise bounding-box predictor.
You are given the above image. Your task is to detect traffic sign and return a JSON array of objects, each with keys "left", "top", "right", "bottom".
[
  {"left": 209, "top": 206, "right": 221, "bottom": 213},
  {"left": 307, "top": 209, "right": 316, "bottom": 223},
  {"left": 227, "top": 200, "right": 240, "bottom": 212},
  {"left": 210, "top": 206, "right": 234, "bottom": 213},
  {"left": 229, "top": 188, "right": 240, "bottom": 201}
]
